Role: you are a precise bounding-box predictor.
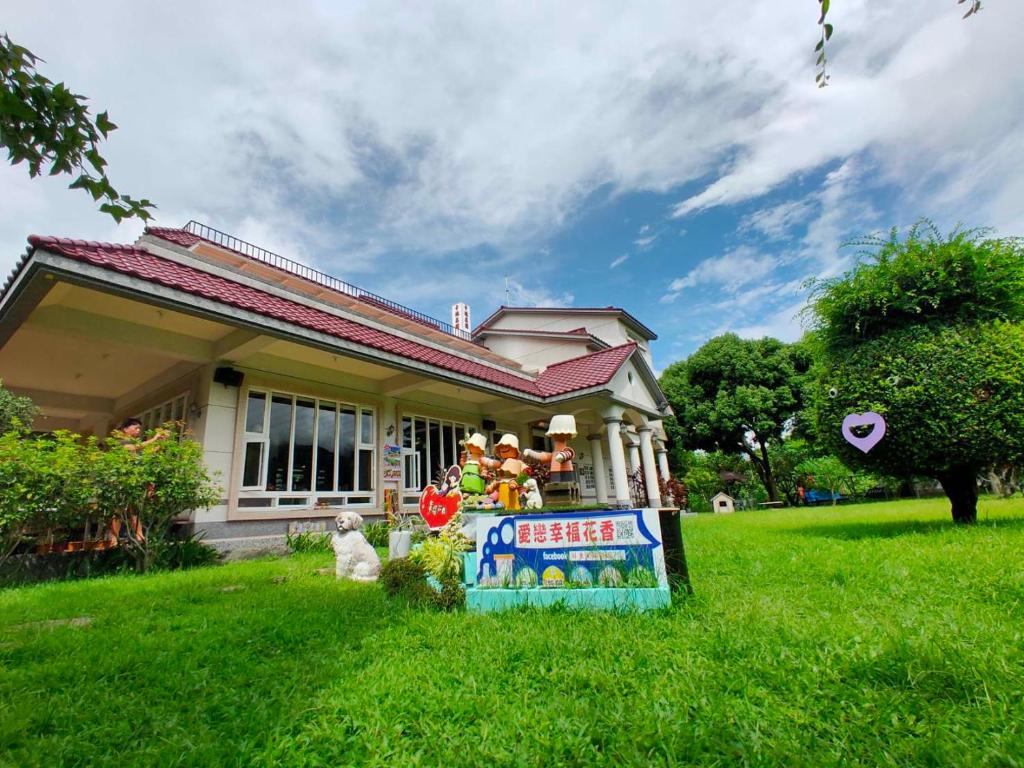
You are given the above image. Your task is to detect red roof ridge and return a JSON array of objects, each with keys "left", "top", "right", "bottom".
[
  {"left": 29, "top": 235, "right": 145, "bottom": 252},
  {"left": 143, "top": 227, "right": 202, "bottom": 248},
  {"left": 142, "top": 226, "right": 506, "bottom": 358}
]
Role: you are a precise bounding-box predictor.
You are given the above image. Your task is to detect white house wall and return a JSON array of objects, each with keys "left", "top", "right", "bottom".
[
  {"left": 481, "top": 334, "right": 593, "bottom": 372},
  {"left": 486, "top": 310, "right": 653, "bottom": 366},
  {"left": 609, "top": 359, "right": 663, "bottom": 416}
]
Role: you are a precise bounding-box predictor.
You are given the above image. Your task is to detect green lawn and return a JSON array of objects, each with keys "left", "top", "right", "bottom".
[{"left": 2, "top": 498, "right": 1023, "bottom": 767}]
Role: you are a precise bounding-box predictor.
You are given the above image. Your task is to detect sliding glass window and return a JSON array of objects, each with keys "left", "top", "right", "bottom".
[{"left": 241, "top": 389, "right": 376, "bottom": 498}]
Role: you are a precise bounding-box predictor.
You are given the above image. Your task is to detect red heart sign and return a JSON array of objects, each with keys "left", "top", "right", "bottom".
[{"left": 418, "top": 485, "right": 462, "bottom": 530}]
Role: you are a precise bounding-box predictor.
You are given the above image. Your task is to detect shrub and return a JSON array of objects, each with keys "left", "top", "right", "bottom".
[
  {"left": 0, "top": 431, "right": 99, "bottom": 566},
  {"left": 430, "top": 580, "right": 465, "bottom": 611},
  {"left": 363, "top": 521, "right": 389, "bottom": 548},
  {"left": 286, "top": 531, "right": 332, "bottom": 554},
  {"left": 92, "top": 426, "right": 220, "bottom": 572},
  {"left": 379, "top": 556, "right": 434, "bottom": 604},
  {"left": 154, "top": 531, "right": 222, "bottom": 570},
  {"left": 0, "top": 382, "right": 37, "bottom": 434}
]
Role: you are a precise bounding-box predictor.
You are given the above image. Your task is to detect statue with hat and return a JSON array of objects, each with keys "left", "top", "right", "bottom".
[
  {"left": 523, "top": 415, "right": 578, "bottom": 483},
  {"left": 487, "top": 433, "right": 527, "bottom": 511},
  {"left": 459, "top": 432, "right": 496, "bottom": 498}
]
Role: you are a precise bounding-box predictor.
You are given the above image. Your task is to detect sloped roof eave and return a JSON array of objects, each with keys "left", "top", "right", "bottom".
[{"left": 10, "top": 238, "right": 649, "bottom": 404}]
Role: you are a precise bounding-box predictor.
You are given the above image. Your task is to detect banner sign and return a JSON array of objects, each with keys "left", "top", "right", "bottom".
[
  {"left": 382, "top": 443, "right": 403, "bottom": 482},
  {"left": 474, "top": 509, "right": 667, "bottom": 588}
]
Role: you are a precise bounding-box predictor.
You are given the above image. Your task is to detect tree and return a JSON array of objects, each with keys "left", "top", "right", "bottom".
[
  {"left": 0, "top": 381, "right": 36, "bottom": 434},
  {"left": 659, "top": 334, "right": 811, "bottom": 503},
  {"left": 0, "top": 33, "right": 154, "bottom": 223},
  {"left": 807, "top": 224, "right": 1024, "bottom": 523},
  {"left": 94, "top": 429, "right": 219, "bottom": 572}
]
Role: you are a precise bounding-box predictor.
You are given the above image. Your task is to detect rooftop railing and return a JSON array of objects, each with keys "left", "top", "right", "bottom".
[{"left": 183, "top": 221, "right": 473, "bottom": 341}]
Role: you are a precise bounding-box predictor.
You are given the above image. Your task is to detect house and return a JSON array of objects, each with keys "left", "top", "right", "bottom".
[
  {"left": 711, "top": 492, "right": 735, "bottom": 514},
  {"left": 0, "top": 222, "right": 673, "bottom": 548}
]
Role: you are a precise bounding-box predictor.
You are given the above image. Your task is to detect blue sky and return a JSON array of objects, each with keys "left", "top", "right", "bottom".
[{"left": 3, "top": 2, "right": 1022, "bottom": 372}]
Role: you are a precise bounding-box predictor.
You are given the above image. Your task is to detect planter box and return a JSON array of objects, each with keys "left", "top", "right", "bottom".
[{"left": 465, "top": 585, "right": 671, "bottom": 613}]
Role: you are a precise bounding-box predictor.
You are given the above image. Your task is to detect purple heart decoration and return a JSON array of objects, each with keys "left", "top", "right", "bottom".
[{"left": 842, "top": 411, "right": 887, "bottom": 453}]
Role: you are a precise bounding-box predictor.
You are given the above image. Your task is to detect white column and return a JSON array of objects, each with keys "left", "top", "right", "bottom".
[
  {"left": 588, "top": 433, "right": 609, "bottom": 505},
  {"left": 638, "top": 426, "right": 663, "bottom": 508},
  {"left": 604, "top": 418, "right": 631, "bottom": 508},
  {"left": 656, "top": 446, "right": 671, "bottom": 481},
  {"left": 627, "top": 438, "right": 642, "bottom": 475}
]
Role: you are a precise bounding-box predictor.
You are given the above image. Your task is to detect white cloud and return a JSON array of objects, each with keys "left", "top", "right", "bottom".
[
  {"left": 740, "top": 199, "right": 815, "bottom": 240},
  {"left": 728, "top": 298, "right": 809, "bottom": 342},
  {"left": 505, "top": 278, "right": 574, "bottom": 308},
  {"left": 661, "top": 245, "right": 779, "bottom": 303},
  {"left": 610, "top": 254, "right": 630, "bottom": 268},
  {"left": 671, "top": 4, "right": 1024, "bottom": 236},
  {"left": 1, "top": 0, "right": 1021, "bottom": 312}
]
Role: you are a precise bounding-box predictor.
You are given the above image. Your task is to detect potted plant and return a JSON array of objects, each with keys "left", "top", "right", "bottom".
[{"left": 387, "top": 512, "right": 416, "bottom": 559}]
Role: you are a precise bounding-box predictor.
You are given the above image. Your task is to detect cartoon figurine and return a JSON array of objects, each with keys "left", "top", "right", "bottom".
[
  {"left": 492, "top": 459, "right": 528, "bottom": 510},
  {"left": 487, "top": 434, "right": 526, "bottom": 511},
  {"left": 523, "top": 415, "right": 578, "bottom": 483},
  {"left": 459, "top": 433, "right": 492, "bottom": 496}
]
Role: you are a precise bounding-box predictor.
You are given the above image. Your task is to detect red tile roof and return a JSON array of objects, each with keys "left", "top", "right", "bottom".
[
  {"left": 535, "top": 343, "right": 637, "bottom": 396},
  {"left": 144, "top": 227, "right": 202, "bottom": 248},
  {"left": 23, "top": 236, "right": 638, "bottom": 400}
]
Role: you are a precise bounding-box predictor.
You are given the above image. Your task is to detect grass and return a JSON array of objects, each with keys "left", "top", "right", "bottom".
[{"left": 1, "top": 497, "right": 1023, "bottom": 766}]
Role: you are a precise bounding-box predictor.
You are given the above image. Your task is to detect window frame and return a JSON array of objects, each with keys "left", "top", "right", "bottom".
[
  {"left": 238, "top": 386, "right": 376, "bottom": 509},
  {"left": 398, "top": 413, "right": 476, "bottom": 505},
  {"left": 138, "top": 392, "right": 189, "bottom": 431}
]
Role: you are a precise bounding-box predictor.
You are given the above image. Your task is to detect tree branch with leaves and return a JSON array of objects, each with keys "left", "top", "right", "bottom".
[
  {"left": 0, "top": 33, "right": 154, "bottom": 223},
  {"left": 815, "top": 1, "right": 983, "bottom": 88}
]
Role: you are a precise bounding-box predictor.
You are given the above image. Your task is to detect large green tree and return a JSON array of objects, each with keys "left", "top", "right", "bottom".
[
  {"left": 660, "top": 334, "right": 811, "bottom": 503},
  {"left": 808, "top": 223, "right": 1024, "bottom": 523},
  {"left": 0, "top": 33, "right": 154, "bottom": 223}
]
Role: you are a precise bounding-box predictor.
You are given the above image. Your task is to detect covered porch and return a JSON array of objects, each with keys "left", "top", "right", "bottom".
[{"left": 0, "top": 232, "right": 673, "bottom": 543}]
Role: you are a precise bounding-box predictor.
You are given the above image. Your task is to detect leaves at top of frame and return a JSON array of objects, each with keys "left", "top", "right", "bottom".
[{"left": 0, "top": 32, "right": 155, "bottom": 224}]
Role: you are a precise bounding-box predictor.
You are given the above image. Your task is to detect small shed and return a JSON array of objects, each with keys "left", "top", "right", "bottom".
[{"left": 711, "top": 492, "right": 735, "bottom": 514}]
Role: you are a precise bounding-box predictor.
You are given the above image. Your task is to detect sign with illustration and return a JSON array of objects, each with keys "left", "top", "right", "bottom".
[
  {"left": 418, "top": 465, "right": 463, "bottom": 530},
  {"left": 382, "top": 443, "right": 402, "bottom": 482},
  {"left": 841, "top": 411, "right": 887, "bottom": 453},
  {"left": 474, "top": 509, "right": 668, "bottom": 589}
]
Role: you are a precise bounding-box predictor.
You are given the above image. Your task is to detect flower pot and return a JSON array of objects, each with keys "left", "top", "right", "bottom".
[{"left": 388, "top": 530, "right": 412, "bottom": 559}]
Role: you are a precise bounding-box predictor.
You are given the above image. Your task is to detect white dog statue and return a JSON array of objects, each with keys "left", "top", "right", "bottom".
[
  {"left": 331, "top": 511, "right": 381, "bottom": 582},
  {"left": 523, "top": 478, "right": 543, "bottom": 509}
]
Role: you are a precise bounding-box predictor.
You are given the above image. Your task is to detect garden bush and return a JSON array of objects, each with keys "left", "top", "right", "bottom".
[
  {"left": 378, "top": 555, "right": 434, "bottom": 605},
  {"left": 0, "top": 425, "right": 219, "bottom": 574},
  {"left": 154, "top": 531, "right": 222, "bottom": 570},
  {"left": 362, "top": 521, "right": 389, "bottom": 548},
  {"left": 285, "top": 530, "right": 332, "bottom": 554}
]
